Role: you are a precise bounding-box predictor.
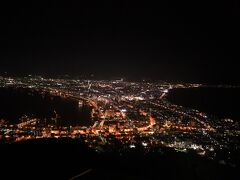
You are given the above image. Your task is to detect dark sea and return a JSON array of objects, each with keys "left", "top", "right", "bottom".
[
  {"left": 0, "top": 87, "right": 92, "bottom": 126},
  {"left": 167, "top": 87, "right": 240, "bottom": 121}
]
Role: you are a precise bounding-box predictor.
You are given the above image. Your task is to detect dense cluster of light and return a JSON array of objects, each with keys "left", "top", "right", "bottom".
[{"left": 0, "top": 76, "right": 239, "bottom": 166}]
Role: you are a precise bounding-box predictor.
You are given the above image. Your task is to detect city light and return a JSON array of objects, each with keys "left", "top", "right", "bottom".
[{"left": 0, "top": 76, "right": 239, "bottom": 166}]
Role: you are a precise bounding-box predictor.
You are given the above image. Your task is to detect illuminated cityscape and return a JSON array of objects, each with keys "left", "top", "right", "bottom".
[
  {"left": 1, "top": 1, "right": 240, "bottom": 179},
  {"left": 0, "top": 76, "right": 239, "bottom": 168}
]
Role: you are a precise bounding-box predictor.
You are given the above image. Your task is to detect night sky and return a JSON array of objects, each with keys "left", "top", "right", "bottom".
[{"left": 0, "top": 1, "right": 239, "bottom": 83}]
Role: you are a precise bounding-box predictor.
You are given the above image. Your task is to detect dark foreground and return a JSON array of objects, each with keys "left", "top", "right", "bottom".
[{"left": 0, "top": 139, "right": 238, "bottom": 180}]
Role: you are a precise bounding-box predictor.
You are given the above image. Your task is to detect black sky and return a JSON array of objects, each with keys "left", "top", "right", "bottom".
[{"left": 0, "top": 1, "right": 239, "bottom": 83}]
